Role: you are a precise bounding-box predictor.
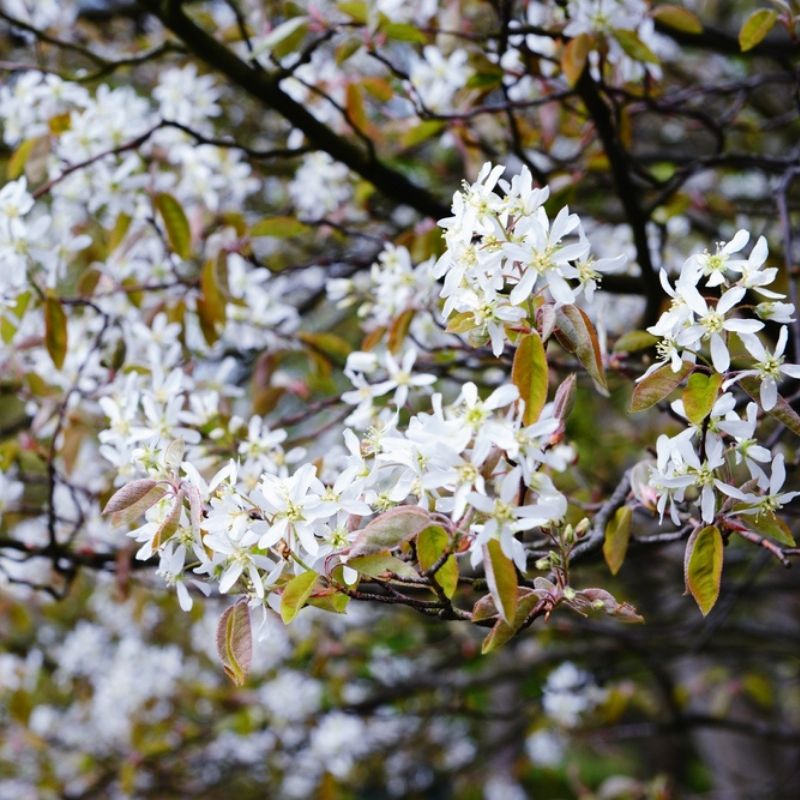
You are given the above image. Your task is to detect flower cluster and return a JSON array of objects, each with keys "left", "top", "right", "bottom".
[
  {"left": 434, "top": 163, "right": 624, "bottom": 355},
  {"left": 641, "top": 230, "right": 800, "bottom": 525}
]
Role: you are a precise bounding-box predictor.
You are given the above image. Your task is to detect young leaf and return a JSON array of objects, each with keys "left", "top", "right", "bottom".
[
  {"left": 417, "top": 525, "right": 458, "bottom": 599},
  {"left": 555, "top": 305, "right": 608, "bottom": 395},
  {"left": 614, "top": 29, "right": 659, "bottom": 63},
  {"left": 685, "top": 525, "right": 723, "bottom": 616},
  {"left": 738, "top": 509, "right": 796, "bottom": 547},
  {"left": 388, "top": 309, "right": 415, "bottom": 354},
  {"left": 155, "top": 193, "right": 191, "bottom": 259},
  {"left": 613, "top": 330, "right": 658, "bottom": 353},
  {"left": 603, "top": 506, "right": 632, "bottom": 576},
  {"left": 483, "top": 539, "right": 518, "bottom": 624},
  {"left": 738, "top": 9, "right": 778, "bottom": 52},
  {"left": 151, "top": 492, "right": 183, "bottom": 550},
  {"left": 512, "top": 331, "right": 549, "bottom": 425},
  {"left": 250, "top": 215, "right": 311, "bottom": 238},
  {"left": 553, "top": 374, "right": 577, "bottom": 421},
  {"left": 103, "top": 479, "right": 158, "bottom": 514},
  {"left": 682, "top": 372, "right": 723, "bottom": 426},
  {"left": 7, "top": 138, "right": 36, "bottom": 180},
  {"left": 652, "top": 4, "right": 703, "bottom": 34},
  {"left": 561, "top": 33, "right": 592, "bottom": 86},
  {"left": 348, "top": 506, "right": 431, "bottom": 557},
  {"left": 44, "top": 296, "right": 68, "bottom": 370},
  {"left": 110, "top": 485, "right": 168, "bottom": 527},
  {"left": 216, "top": 600, "right": 252, "bottom": 686},
  {"left": 280, "top": 570, "right": 319, "bottom": 624},
  {"left": 348, "top": 552, "right": 418, "bottom": 580},
  {"left": 481, "top": 590, "right": 542, "bottom": 654},
  {"left": 629, "top": 361, "right": 694, "bottom": 412}
]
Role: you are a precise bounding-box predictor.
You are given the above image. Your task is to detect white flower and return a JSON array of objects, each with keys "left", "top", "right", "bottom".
[
  {"left": 734, "top": 326, "right": 800, "bottom": 410},
  {"left": 718, "top": 453, "right": 800, "bottom": 518},
  {"left": 675, "top": 285, "right": 763, "bottom": 373}
]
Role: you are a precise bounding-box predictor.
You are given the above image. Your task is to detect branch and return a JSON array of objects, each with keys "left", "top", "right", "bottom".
[
  {"left": 574, "top": 72, "right": 664, "bottom": 324},
  {"left": 134, "top": 0, "right": 449, "bottom": 220}
]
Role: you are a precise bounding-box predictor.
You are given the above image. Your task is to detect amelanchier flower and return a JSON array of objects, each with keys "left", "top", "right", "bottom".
[
  {"left": 718, "top": 454, "right": 800, "bottom": 518},
  {"left": 675, "top": 285, "right": 763, "bottom": 373},
  {"left": 733, "top": 327, "right": 800, "bottom": 410}
]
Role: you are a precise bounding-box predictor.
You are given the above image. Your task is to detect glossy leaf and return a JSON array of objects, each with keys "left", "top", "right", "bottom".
[
  {"left": 562, "top": 33, "right": 592, "bottom": 85},
  {"left": 613, "top": 330, "right": 658, "bottom": 353},
  {"left": 155, "top": 193, "right": 191, "bottom": 259},
  {"left": 417, "top": 525, "right": 458, "bottom": 599},
  {"left": 738, "top": 9, "right": 778, "bottom": 52},
  {"left": 250, "top": 215, "right": 311, "bottom": 238},
  {"left": 44, "top": 297, "right": 68, "bottom": 370},
  {"left": 682, "top": 372, "right": 723, "bottom": 426},
  {"left": 512, "top": 331, "right": 549, "bottom": 424},
  {"left": 629, "top": 361, "right": 694, "bottom": 412},
  {"left": 483, "top": 539, "right": 518, "bottom": 625},
  {"left": 603, "top": 506, "right": 632, "bottom": 576},
  {"left": 653, "top": 4, "right": 703, "bottom": 34},
  {"left": 348, "top": 552, "right": 418, "bottom": 580},
  {"left": 481, "top": 590, "right": 542, "bottom": 654},
  {"left": 280, "top": 570, "right": 319, "bottom": 624},
  {"left": 685, "top": 525, "right": 723, "bottom": 616}
]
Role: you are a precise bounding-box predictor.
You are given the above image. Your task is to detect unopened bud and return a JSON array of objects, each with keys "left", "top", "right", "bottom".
[
  {"left": 575, "top": 518, "right": 591, "bottom": 538},
  {"left": 534, "top": 557, "right": 550, "bottom": 571},
  {"left": 562, "top": 524, "right": 574, "bottom": 544}
]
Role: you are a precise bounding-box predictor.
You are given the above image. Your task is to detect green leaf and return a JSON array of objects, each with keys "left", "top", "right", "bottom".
[
  {"left": 682, "top": 372, "right": 723, "bottom": 426},
  {"left": 250, "top": 215, "right": 312, "bottom": 238},
  {"left": 685, "top": 525, "right": 723, "bottom": 616},
  {"left": 481, "top": 590, "right": 542, "bottom": 653},
  {"left": 555, "top": 305, "right": 608, "bottom": 395},
  {"left": 155, "top": 193, "right": 191, "bottom": 259},
  {"left": 629, "top": 360, "right": 694, "bottom": 412},
  {"left": 216, "top": 600, "right": 252, "bottom": 686},
  {"left": 512, "top": 331, "right": 549, "bottom": 425},
  {"left": 614, "top": 28, "right": 659, "bottom": 63},
  {"left": 108, "top": 212, "right": 132, "bottom": 253},
  {"left": 603, "top": 506, "right": 632, "bottom": 576},
  {"left": 307, "top": 590, "right": 350, "bottom": 614},
  {"left": 7, "top": 138, "right": 36, "bottom": 180},
  {"left": 297, "top": 331, "right": 352, "bottom": 367},
  {"left": 280, "top": 570, "right": 319, "bottom": 624},
  {"left": 44, "top": 296, "right": 68, "bottom": 370},
  {"left": 417, "top": 526, "right": 458, "bottom": 598},
  {"left": 388, "top": 308, "right": 415, "bottom": 354},
  {"left": 401, "top": 120, "right": 445, "bottom": 149},
  {"left": 613, "top": 330, "right": 658, "bottom": 353},
  {"left": 348, "top": 552, "right": 418, "bottom": 580},
  {"left": 652, "top": 5, "right": 703, "bottom": 34},
  {"left": 483, "top": 539, "right": 518, "bottom": 625},
  {"left": 349, "top": 506, "right": 431, "bottom": 558},
  {"left": 739, "top": 510, "right": 796, "bottom": 547},
  {"left": 738, "top": 9, "right": 778, "bottom": 52},
  {"left": 337, "top": 0, "right": 368, "bottom": 23},
  {"left": 380, "top": 21, "right": 426, "bottom": 43},
  {"left": 740, "top": 376, "right": 800, "bottom": 437},
  {"left": 561, "top": 33, "right": 592, "bottom": 86},
  {"left": 103, "top": 479, "right": 158, "bottom": 514}
]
